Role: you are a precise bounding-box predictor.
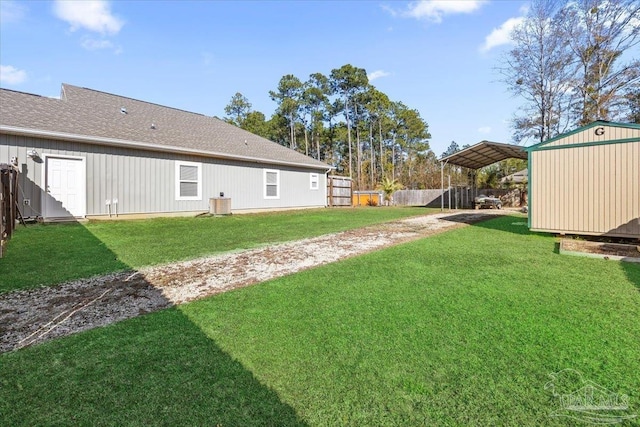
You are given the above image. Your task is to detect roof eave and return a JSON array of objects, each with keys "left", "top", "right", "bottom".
[{"left": 0, "top": 125, "right": 332, "bottom": 171}]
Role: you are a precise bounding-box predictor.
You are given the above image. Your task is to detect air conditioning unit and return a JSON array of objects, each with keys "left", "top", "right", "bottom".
[{"left": 209, "top": 197, "right": 231, "bottom": 215}]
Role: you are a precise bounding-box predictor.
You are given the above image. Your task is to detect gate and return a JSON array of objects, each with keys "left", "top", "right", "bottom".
[{"left": 327, "top": 176, "right": 352, "bottom": 207}]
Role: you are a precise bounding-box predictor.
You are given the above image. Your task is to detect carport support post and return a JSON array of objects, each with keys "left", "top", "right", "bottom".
[
  {"left": 472, "top": 170, "right": 478, "bottom": 206},
  {"left": 448, "top": 175, "right": 451, "bottom": 211},
  {"left": 440, "top": 160, "right": 448, "bottom": 212}
]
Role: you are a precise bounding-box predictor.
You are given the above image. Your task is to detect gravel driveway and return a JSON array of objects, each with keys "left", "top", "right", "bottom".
[{"left": 0, "top": 210, "right": 510, "bottom": 353}]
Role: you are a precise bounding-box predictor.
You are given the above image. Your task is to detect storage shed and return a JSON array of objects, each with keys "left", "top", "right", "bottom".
[{"left": 526, "top": 121, "right": 639, "bottom": 238}]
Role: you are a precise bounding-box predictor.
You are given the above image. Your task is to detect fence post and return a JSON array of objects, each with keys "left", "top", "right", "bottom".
[
  {"left": 0, "top": 171, "right": 5, "bottom": 258},
  {"left": 1, "top": 163, "right": 19, "bottom": 258}
]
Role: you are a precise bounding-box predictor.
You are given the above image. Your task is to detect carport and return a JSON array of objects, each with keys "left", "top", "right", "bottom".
[{"left": 439, "top": 141, "right": 527, "bottom": 210}]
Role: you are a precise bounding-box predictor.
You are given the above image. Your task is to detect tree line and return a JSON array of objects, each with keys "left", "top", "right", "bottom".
[{"left": 223, "top": 64, "right": 435, "bottom": 191}]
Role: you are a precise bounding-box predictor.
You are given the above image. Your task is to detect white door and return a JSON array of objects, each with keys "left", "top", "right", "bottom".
[{"left": 45, "top": 156, "right": 86, "bottom": 218}]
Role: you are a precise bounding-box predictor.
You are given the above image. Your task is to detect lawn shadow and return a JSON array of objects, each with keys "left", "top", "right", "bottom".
[
  {"left": 0, "top": 220, "right": 132, "bottom": 293},
  {"left": 0, "top": 307, "right": 307, "bottom": 426},
  {"left": 0, "top": 266, "right": 175, "bottom": 353},
  {"left": 0, "top": 219, "right": 176, "bottom": 353},
  {"left": 442, "top": 212, "right": 534, "bottom": 236},
  {"left": 1, "top": 220, "right": 307, "bottom": 424},
  {"left": 621, "top": 261, "right": 640, "bottom": 291},
  {"left": 608, "top": 219, "right": 640, "bottom": 291}
]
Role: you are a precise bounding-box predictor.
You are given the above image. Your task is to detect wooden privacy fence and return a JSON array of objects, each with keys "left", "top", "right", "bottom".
[
  {"left": 327, "top": 176, "right": 352, "bottom": 207},
  {"left": 393, "top": 188, "right": 527, "bottom": 209},
  {"left": 393, "top": 189, "right": 445, "bottom": 207},
  {"left": 1, "top": 163, "right": 19, "bottom": 258}
]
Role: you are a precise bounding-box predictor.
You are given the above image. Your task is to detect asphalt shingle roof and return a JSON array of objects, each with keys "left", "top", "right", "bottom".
[{"left": 0, "top": 84, "right": 330, "bottom": 170}]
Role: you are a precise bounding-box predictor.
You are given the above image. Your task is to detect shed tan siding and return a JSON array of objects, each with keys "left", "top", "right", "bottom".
[
  {"left": 543, "top": 125, "right": 640, "bottom": 148},
  {"left": 530, "top": 137, "right": 639, "bottom": 238}
]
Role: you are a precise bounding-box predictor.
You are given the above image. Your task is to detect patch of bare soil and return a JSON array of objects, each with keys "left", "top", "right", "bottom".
[
  {"left": 561, "top": 239, "right": 640, "bottom": 259},
  {"left": 0, "top": 210, "right": 510, "bottom": 353}
]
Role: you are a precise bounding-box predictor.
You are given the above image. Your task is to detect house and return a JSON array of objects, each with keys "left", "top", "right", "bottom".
[
  {"left": 526, "top": 121, "right": 639, "bottom": 238},
  {"left": 0, "top": 84, "right": 332, "bottom": 220}
]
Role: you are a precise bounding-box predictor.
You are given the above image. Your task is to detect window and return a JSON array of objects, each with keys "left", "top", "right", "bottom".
[
  {"left": 264, "top": 169, "right": 280, "bottom": 199},
  {"left": 310, "top": 173, "right": 319, "bottom": 190},
  {"left": 175, "top": 161, "right": 202, "bottom": 200}
]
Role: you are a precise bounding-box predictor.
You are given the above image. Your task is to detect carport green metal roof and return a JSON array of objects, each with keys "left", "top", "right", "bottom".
[{"left": 440, "top": 140, "right": 527, "bottom": 170}]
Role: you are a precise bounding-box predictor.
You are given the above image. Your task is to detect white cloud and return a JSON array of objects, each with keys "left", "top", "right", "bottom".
[
  {"left": 402, "top": 0, "right": 487, "bottom": 23},
  {"left": 0, "top": 65, "right": 27, "bottom": 85},
  {"left": 381, "top": 4, "right": 397, "bottom": 17},
  {"left": 478, "top": 126, "right": 492, "bottom": 134},
  {"left": 81, "top": 38, "right": 113, "bottom": 50},
  {"left": 368, "top": 70, "right": 390, "bottom": 81},
  {"left": 53, "top": 0, "right": 123, "bottom": 35},
  {"left": 480, "top": 16, "right": 524, "bottom": 52},
  {"left": 0, "top": 0, "right": 27, "bottom": 24},
  {"left": 80, "top": 37, "right": 122, "bottom": 53}
]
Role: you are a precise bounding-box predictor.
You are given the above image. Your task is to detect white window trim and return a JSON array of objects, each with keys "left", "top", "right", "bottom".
[
  {"left": 175, "top": 161, "right": 202, "bottom": 201},
  {"left": 310, "top": 173, "right": 319, "bottom": 190},
  {"left": 264, "top": 169, "right": 280, "bottom": 199}
]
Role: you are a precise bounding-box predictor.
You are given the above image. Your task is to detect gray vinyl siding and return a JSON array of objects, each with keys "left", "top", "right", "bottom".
[
  {"left": 1, "top": 133, "right": 45, "bottom": 218},
  {"left": 1, "top": 134, "right": 327, "bottom": 218}
]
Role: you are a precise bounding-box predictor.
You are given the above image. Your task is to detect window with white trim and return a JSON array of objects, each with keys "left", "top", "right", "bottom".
[
  {"left": 264, "top": 169, "right": 280, "bottom": 199},
  {"left": 175, "top": 161, "right": 202, "bottom": 200},
  {"left": 310, "top": 173, "right": 319, "bottom": 190}
]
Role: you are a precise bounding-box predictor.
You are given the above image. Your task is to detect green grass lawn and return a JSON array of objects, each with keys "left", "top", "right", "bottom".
[
  {"left": 0, "top": 207, "right": 433, "bottom": 293},
  {"left": 2, "top": 216, "right": 639, "bottom": 426}
]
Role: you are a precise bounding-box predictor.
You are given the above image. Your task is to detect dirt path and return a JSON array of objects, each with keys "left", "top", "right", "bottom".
[{"left": 0, "top": 210, "right": 512, "bottom": 353}]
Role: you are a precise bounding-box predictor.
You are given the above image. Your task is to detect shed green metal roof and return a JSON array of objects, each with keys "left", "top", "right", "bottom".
[{"left": 525, "top": 121, "right": 640, "bottom": 152}]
